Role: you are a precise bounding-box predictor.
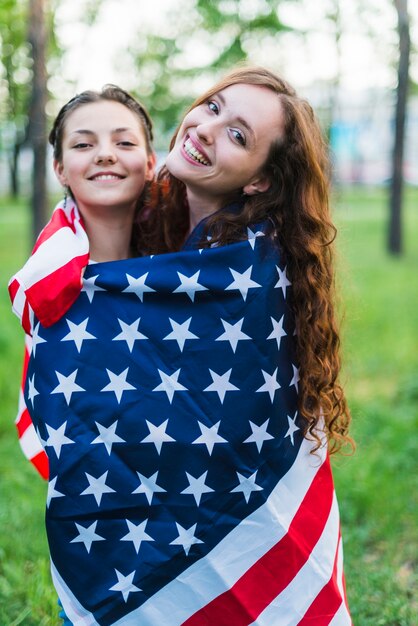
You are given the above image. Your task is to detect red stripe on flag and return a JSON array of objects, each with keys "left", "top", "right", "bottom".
[
  {"left": 21, "top": 301, "right": 31, "bottom": 335},
  {"left": 8, "top": 277, "right": 19, "bottom": 302},
  {"left": 31, "top": 451, "right": 49, "bottom": 480},
  {"left": 26, "top": 254, "right": 89, "bottom": 327},
  {"left": 16, "top": 408, "right": 33, "bottom": 437},
  {"left": 297, "top": 533, "right": 347, "bottom": 625},
  {"left": 183, "top": 458, "right": 334, "bottom": 626}
]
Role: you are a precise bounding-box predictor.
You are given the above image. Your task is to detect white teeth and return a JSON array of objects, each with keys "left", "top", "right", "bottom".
[
  {"left": 92, "top": 175, "right": 121, "bottom": 181},
  {"left": 184, "top": 138, "right": 209, "bottom": 165}
]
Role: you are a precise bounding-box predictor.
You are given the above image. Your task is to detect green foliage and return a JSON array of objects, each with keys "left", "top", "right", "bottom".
[
  {"left": 0, "top": 0, "right": 29, "bottom": 126},
  {"left": 128, "top": 0, "right": 288, "bottom": 149},
  {"left": 0, "top": 188, "right": 417, "bottom": 623}
]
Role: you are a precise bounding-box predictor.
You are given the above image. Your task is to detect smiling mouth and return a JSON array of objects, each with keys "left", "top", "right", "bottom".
[{"left": 183, "top": 138, "right": 210, "bottom": 166}]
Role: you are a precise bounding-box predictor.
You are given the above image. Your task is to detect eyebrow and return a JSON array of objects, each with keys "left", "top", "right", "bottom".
[
  {"left": 217, "top": 92, "right": 256, "bottom": 143},
  {"left": 69, "top": 127, "right": 136, "bottom": 136}
]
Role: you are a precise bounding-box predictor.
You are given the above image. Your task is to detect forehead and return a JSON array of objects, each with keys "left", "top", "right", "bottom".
[
  {"left": 63, "top": 100, "right": 144, "bottom": 135},
  {"left": 214, "top": 83, "right": 283, "bottom": 138}
]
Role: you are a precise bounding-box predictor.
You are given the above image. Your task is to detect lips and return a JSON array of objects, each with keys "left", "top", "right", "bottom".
[{"left": 182, "top": 136, "right": 211, "bottom": 166}]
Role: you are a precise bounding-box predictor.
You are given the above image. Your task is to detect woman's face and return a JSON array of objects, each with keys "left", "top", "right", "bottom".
[
  {"left": 54, "top": 100, "right": 155, "bottom": 217},
  {"left": 165, "top": 83, "right": 284, "bottom": 209}
]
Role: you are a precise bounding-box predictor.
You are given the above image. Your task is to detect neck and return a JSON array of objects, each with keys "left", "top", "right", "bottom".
[
  {"left": 186, "top": 189, "right": 224, "bottom": 233},
  {"left": 81, "top": 208, "right": 135, "bottom": 262}
]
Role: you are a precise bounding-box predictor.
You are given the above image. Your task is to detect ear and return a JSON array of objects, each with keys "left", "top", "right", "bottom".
[
  {"left": 53, "top": 159, "right": 68, "bottom": 187},
  {"left": 242, "top": 175, "right": 271, "bottom": 196},
  {"left": 145, "top": 151, "right": 157, "bottom": 182}
]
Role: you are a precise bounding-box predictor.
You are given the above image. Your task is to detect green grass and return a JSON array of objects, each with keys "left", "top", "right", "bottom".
[{"left": 0, "top": 188, "right": 417, "bottom": 624}]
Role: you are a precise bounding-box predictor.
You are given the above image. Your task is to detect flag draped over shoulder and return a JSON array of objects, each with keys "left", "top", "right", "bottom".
[
  {"left": 24, "top": 229, "right": 351, "bottom": 625},
  {"left": 9, "top": 197, "right": 89, "bottom": 478}
]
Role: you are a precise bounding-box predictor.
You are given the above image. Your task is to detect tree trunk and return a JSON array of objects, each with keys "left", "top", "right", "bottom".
[
  {"left": 28, "top": 0, "right": 48, "bottom": 243},
  {"left": 388, "top": 0, "right": 410, "bottom": 255}
]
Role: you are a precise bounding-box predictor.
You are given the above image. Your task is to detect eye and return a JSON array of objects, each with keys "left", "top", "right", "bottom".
[
  {"left": 117, "top": 141, "right": 136, "bottom": 147},
  {"left": 207, "top": 100, "right": 219, "bottom": 115},
  {"left": 72, "top": 142, "right": 91, "bottom": 149},
  {"left": 230, "top": 128, "right": 246, "bottom": 147}
]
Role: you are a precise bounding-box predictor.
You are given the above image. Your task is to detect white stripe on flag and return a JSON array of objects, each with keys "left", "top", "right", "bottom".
[
  {"left": 332, "top": 537, "right": 352, "bottom": 625},
  {"left": 13, "top": 225, "right": 88, "bottom": 289},
  {"left": 15, "top": 390, "right": 26, "bottom": 422},
  {"left": 19, "top": 423, "right": 44, "bottom": 459},
  {"left": 328, "top": 600, "right": 352, "bottom": 626}
]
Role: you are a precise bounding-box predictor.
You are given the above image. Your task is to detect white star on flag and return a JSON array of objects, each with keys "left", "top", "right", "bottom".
[
  {"left": 45, "top": 421, "right": 75, "bottom": 458},
  {"left": 27, "top": 375, "right": 39, "bottom": 406},
  {"left": 170, "top": 523, "right": 203, "bottom": 556},
  {"left": 153, "top": 368, "right": 188, "bottom": 404},
  {"left": 163, "top": 318, "right": 198, "bottom": 351},
  {"left": 267, "top": 315, "right": 287, "bottom": 350},
  {"left": 70, "top": 521, "right": 105, "bottom": 553},
  {"left": 51, "top": 369, "right": 85, "bottom": 405},
  {"left": 215, "top": 318, "right": 251, "bottom": 353},
  {"left": 123, "top": 273, "right": 155, "bottom": 301},
  {"left": 81, "top": 471, "right": 116, "bottom": 506},
  {"left": 101, "top": 368, "right": 136, "bottom": 403},
  {"left": 247, "top": 226, "right": 265, "bottom": 249},
  {"left": 290, "top": 364, "right": 300, "bottom": 391},
  {"left": 121, "top": 520, "right": 154, "bottom": 554},
  {"left": 206, "top": 235, "right": 219, "bottom": 248},
  {"left": 275, "top": 265, "right": 291, "bottom": 297},
  {"left": 173, "top": 271, "right": 208, "bottom": 302},
  {"left": 181, "top": 471, "right": 214, "bottom": 505},
  {"left": 31, "top": 322, "right": 46, "bottom": 356},
  {"left": 192, "top": 421, "right": 227, "bottom": 455},
  {"left": 226, "top": 266, "right": 261, "bottom": 301},
  {"left": 141, "top": 419, "right": 175, "bottom": 454},
  {"left": 113, "top": 318, "right": 148, "bottom": 352},
  {"left": 231, "top": 470, "right": 264, "bottom": 503},
  {"left": 109, "top": 569, "right": 141, "bottom": 602},
  {"left": 46, "top": 476, "right": 65, "bottom": 508},
  {"left": 82, "top": 275, "right": 105, "bottom": 302},
  {"left": 91, "top": 421, "right": 125, "bottom": 455},
  {"left": 204, "top": 368, "right": 239, "bottom": 403},
  {"left": 256, "top": 368, "right": 281, "bottom": 402},
  {"left": 62, "top": 318, "right": 96, "bottom": 352},
  {"left": 132, "top": 471, "right": 166, "bottom": 504},
  {"left": 243, "top": 419, "right": 274, "bottom": 452},
  {"left": 285, "top": 411, "right": 300, "bottom": 445}
]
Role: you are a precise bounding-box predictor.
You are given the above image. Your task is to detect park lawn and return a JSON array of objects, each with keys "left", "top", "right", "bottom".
[{"left": 0, "top": 188, "right": 417, "bottom": 625}]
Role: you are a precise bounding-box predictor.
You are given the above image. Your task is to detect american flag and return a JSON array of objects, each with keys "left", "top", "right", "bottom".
[
  {"left": 24, "top": 226, "right": 351, "bottom": 625},
  {"left": 9, "top": 197, "right": 89, "bottom": 478}
]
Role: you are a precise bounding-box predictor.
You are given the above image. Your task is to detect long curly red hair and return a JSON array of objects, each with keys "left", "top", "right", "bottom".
[{"left": 135, "top": 66, "right": 352, "bottom": 454}]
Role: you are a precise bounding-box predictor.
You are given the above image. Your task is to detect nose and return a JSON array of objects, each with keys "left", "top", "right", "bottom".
[
  {"left": 195, "top": 121, "right": 216, "bottom": 145},
  {"left": 94, "top": 144, "right": 117, "bottom": 164}
]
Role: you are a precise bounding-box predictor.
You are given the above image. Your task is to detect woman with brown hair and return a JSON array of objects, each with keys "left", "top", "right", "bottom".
[{"left": 138, "top": 65, "right": 351, "bottom": 457}]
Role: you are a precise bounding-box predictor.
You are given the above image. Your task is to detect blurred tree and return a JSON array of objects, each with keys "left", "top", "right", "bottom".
[
  {"left": 388, "top": 0, "right": 410, "bottom": 255},
  {"left": 28, "top": 0, "right": 48, "bottom": 240},
  {"left": 128, "top": 0, "right": 288, "bottom": 150},
  {"left": 0, "top": 0, "right": 60, "bottom": 201},
  {"left": 0, "top": 0, "right": 30, "bottom": 197}
]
